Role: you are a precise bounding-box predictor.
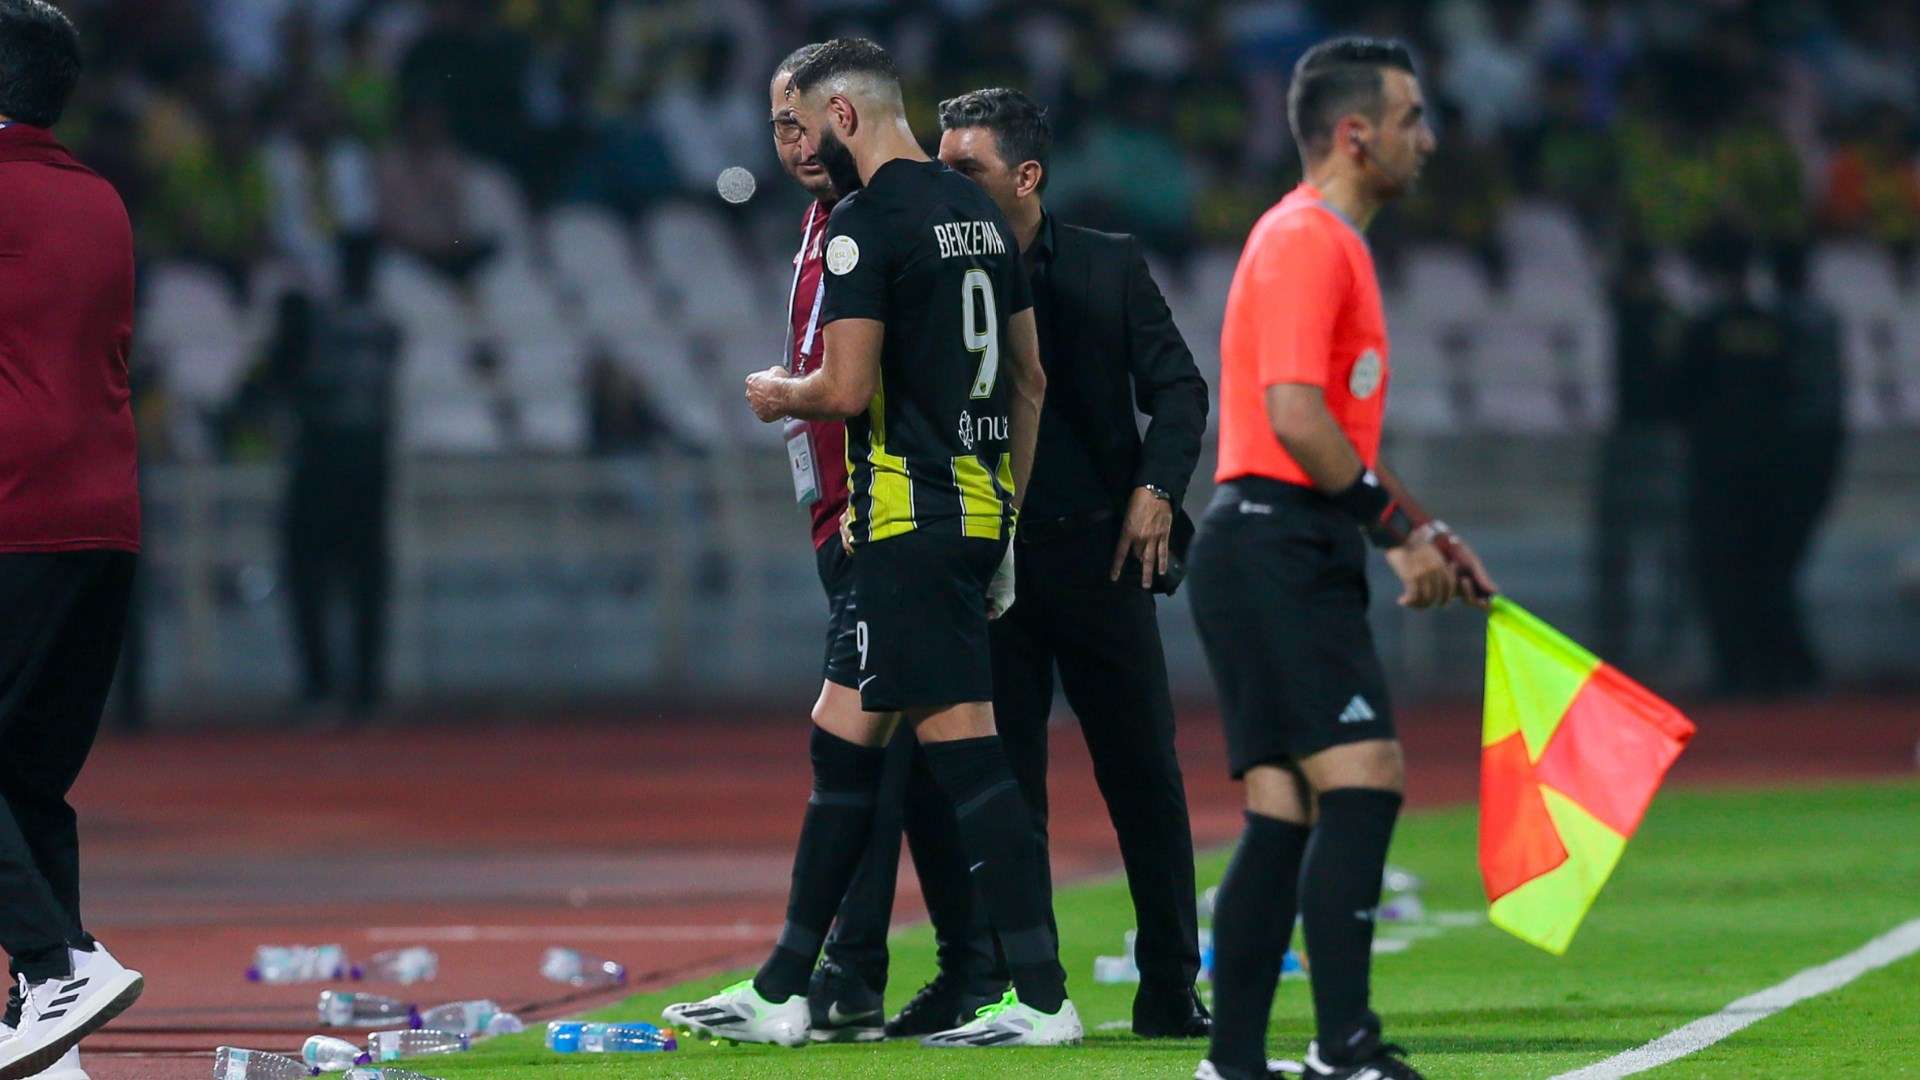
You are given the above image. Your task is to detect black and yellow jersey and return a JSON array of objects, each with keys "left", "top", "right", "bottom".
[{"left": 818, "top": 158, "right": 1033, "bottom": 546}]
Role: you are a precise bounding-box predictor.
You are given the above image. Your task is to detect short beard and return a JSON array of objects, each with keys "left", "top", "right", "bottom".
[{"left": 817, "top": 129, "right": 864, "bottom": 195}]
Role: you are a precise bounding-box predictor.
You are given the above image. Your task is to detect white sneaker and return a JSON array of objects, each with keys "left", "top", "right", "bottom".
[
  {"left": 920, "top": 990, "right": 1083, "bottom": 1048},
  {"left": 0, "top": 1022, "right": 88, "bottom": 1080},
  {"left": 661, "top": 980, "right": 810, "bottom": 1047},
  {"left": 0, "top": 947, "right": 141, "bottom": 1080}
]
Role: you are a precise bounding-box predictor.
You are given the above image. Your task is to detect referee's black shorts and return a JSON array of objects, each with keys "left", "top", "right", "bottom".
[
  {"left": 815, "top": 539, "right": 862, "bottom": 690},
  {"left": 853, "top": 529, "right": 1003, "bottom": 713},
  {"left": 1187, "top": 477, "right": 1394, "bottom": 778}
]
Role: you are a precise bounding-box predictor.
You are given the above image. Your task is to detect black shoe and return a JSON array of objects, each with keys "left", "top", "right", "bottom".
[
  {"left": 1134, "top": 982, "right": 1212, "bottom": 1038},
  {"left": 805, "top": 959, "right": 884, "bottom": 1043},
  {"left": 883, "top": 972, "right": 1002, "bottom": 1038},
  {"left": 1302, "top": 1038, "right": 1424, "bottom": 1079}
]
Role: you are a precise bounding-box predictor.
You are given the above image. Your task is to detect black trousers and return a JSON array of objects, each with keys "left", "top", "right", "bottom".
[
  {"left": 0, "top": 551, "right": 133, "bottom": 983},
  {"left": 285, "top": 462, "right": 390, "bottom": 712},
  {"left": 824, "top": 519, "right": 1202, "bottom": 992},
  {"left": 1687, "top": 432, "right": 1842, "bottom": 696}
]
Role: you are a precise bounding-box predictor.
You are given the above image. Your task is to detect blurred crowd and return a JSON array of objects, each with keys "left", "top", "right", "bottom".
[{"left": 46, "top": 0, "right": 1919, "bottom": 463}]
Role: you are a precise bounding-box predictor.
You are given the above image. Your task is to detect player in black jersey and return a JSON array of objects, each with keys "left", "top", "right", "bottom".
[{"left": 663, "top": 38, "right": 1080, "bottom": 1049}]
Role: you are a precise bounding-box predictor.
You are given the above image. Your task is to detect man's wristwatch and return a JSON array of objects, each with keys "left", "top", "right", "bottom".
[{"left": 1141, "top": 483, "right": 1172, "bottom": 503}]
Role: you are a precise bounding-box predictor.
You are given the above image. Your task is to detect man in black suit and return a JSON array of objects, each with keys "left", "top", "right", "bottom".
[{"left": 814, "top": 86, "right": 1211, "bottom": 1039}]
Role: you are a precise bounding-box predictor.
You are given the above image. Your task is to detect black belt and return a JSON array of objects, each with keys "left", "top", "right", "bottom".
[
  {"left": 1210, "top": 476, "right": 1337, "bottom": 516},
  {"left": 1018, "top": 506, "right": 1114, "bottom": 546}
]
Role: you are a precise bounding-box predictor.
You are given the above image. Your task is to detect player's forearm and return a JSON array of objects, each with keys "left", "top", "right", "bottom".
[{"left": 778, "top": 369, "right": 862, "bottom": 421}]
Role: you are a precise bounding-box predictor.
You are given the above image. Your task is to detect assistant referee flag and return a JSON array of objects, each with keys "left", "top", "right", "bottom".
[{"left": 1479, "top": 598, "right": 1694, "bottom": 954}]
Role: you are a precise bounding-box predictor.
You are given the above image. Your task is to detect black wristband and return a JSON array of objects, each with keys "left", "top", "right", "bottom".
[{"left": 1331, "top": 468, "right": 1415, "bottom": 548}]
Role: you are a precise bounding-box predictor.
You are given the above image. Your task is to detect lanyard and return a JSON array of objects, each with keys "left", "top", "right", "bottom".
[{"left": 785, "top": 203, "right": 829, "bottom": 372}]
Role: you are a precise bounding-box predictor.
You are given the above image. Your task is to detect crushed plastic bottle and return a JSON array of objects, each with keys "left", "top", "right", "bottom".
[
  {"left": 367, "top": 1029, "right": 470, "bottom": 1062},
  {"left": 484, "top": 1012, "right": 525, "bottom": 1036},
  {"left": 318, "top": 991, "right": 419, "bottom": 1029},
  {"left": 249, "top": 945, "right": 351, "bottom": 985},
  {"left": 539, "top": 947, "right": 627, "bottom": 989},
  {"left": 359, "top": 948, "right": 438, "bottom": 985},
  {"left": 545, "top": 1020, "right": 676, "bottom": 1053},
  {"left": 213, "top": 1047, "right": 317, "bottom": 1079},
  {"left": 302, "top": 1035, "right": 371, "bottom": 1072},
  {"left": 415, "top": 1000, "right": 499, "bottom": 1036}
]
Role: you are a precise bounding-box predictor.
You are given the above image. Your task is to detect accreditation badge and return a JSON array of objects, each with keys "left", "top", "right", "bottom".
[{"left": 784, "top": 418, "right": 821, "bottom": 505}]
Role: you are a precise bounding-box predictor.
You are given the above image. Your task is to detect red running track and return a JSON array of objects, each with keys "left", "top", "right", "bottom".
[{"left": 56, "top": 696, "right": 1917, "bottom": 1078}]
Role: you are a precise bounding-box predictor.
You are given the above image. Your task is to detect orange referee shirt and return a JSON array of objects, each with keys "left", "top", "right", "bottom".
[{"left": 1216, "top": 182, "right": 1389, "bottom": 487}]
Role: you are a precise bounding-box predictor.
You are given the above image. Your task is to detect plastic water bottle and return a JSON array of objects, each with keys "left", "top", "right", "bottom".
[
  {"left": 539, "top": 947, "right": 626, "bottom": 989},
  {"left": 1199, "top": 927, "right": 1215, "bottom": 981},
  {"left": 318, "top": 992, "right": 419, "bottom": 1028},
  {"left": 302, "top": 1035, "right": 371, "bottom": 1071},
  {"left": 249, "top": 945, "right": 350, "bottom": 985},
  {"left": 343, "top": 1070, "right": 440, "bottom": 1080},
  {"left": 484, "top": 1012, "right": 525, "bottom": 1036},
  {"left": 359, "top": 948, "right": 438, "bottom": 985},
  {"left": 367, "top": 1029, "right": 469, "bottom": 1061},
  {"left": 415, "top": 1000, "right": 498, "bottom": 1036},
  {"left": 545, "top": 1021, "right": 676, "bottom": 1053},
  {"left": 213, "top": 1047, "right": 316, "bottom": 1079}
]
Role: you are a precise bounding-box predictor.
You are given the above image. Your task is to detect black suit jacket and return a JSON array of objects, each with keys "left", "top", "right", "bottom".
[{"left": 1034, "top": 220, "right": 1209, "bottom": 518}]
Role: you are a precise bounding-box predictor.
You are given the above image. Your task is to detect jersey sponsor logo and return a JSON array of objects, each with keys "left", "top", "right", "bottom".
[
  {"left": 1350, "top": 348, "right": 1384, "bottom": 398},
  {"left": 933, "top": 219, "right": 1007, "bottom": 259},
  {"left": 826, "top": 234, "right": 860, "bottom": 275},
  {"left": 956, "top": 410, "right": 1009, "bottom": 452}
]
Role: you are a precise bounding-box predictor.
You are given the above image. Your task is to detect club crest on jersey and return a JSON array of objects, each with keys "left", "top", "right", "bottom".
[
  {"left": 1350, "top": 348, "right": 1384, "bottom": 399},
  {"left": 826, "top": 235, "right": 859, "bottom": 275}
]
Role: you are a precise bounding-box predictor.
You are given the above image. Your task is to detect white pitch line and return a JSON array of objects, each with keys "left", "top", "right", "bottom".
[
  {"left": 1551, "top": 918, "right": 1920, "bottom": 1079},
  {"left": 365, "top": 924, "right": 781, "bottom": 943}
]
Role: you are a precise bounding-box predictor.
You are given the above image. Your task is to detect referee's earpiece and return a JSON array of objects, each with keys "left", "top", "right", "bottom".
[{"left": 1349, "top": 130, "right": 1367, "bottom": 158}]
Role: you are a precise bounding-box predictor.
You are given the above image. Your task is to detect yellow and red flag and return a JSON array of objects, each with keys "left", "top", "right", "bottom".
[{"left": 1480, "top": 597, "right": 1694, "bottom": 954}]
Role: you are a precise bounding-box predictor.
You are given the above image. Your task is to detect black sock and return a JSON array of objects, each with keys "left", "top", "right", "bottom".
[
  {"left": 1299, "top": 788, "right": 1402, "bottom": 1060},
  {"left": 1207, "top": 811, "right": 1312, "bottom": 1073},
  {"left": 3, "top": 982, "right": 19, "bottom": 1029},
  {"left": 921, "top": 735, "right": 1066, "bottom": 1013},
  {"left": 753, "top": 726, "right": 887, "bottom": 1002}
]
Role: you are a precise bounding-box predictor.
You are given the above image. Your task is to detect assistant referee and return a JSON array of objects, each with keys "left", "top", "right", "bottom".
[{"left": 1187, "top": 39, "right": 1494, "bottom": 1080}]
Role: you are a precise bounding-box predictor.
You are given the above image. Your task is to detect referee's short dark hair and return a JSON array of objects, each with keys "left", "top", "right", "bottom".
[
  {"left": 0, "top": 0, "right": 80, "bottom": 129},
  {"left": 939, "top": 88, "right": 1052, "bottom": 193},
  {"left": 1288, "top": 36, "right": 1416, "bottom": 158},
  {"left": 789, "top": 37, "right": 897, "bottom": 98}
]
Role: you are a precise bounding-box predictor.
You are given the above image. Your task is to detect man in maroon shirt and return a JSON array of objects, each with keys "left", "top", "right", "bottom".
[{"left": 0, "top": 3, "right": 147, "bottom": 1077}]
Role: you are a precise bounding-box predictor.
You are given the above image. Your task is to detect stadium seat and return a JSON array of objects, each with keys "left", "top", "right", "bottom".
[
  {"left": 638, "top": 203, "right": 766, "bottom": 335},
  {"left": 376, "top": 252, "right": 471, "bottom": 339},
  {"left": 1811, "top": 241, "right": 1902, "bottom": 317},
  {"left": 1401, "top": 245, "right": 1495, "bottom": 322},
  {"left": 546, "top": 204, "right": 639, "bottom": 293},
  {"left": 465, "top": 163, "right": 536, "bottom": 257},
  {"left": 516, "top": 390, "right": 590, "bottom": 454},
  {"left": 140, "top": 261, "right": 253, "bottom": 408}
]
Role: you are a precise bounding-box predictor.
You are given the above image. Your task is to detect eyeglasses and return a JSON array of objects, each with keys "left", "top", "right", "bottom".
[{"left": 770, "top": 114, "right": 804, "bottom": 145}]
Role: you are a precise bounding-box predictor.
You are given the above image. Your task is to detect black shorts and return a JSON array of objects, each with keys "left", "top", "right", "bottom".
[
  {"left": 853, "top": 530, "right": 1004, "bottom": 713},
  {"left": 816, "top": 540, "right": 862, "bottom": 689},
  {"left": 1186, "top": 478, "right": 1394, "bottom": 778}
]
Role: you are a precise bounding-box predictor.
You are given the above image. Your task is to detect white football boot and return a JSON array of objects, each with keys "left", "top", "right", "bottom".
[
  {"left": 920, "top": 989, "right": 1083, "bottom": 1048},
  {"left": 662, "top": 979, "right": 810, "bottom": 1047}
]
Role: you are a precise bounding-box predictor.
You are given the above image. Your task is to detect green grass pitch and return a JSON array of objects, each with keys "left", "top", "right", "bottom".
[{"left": 426, "top": 780, "right": 1920, "bottom": 1078}]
